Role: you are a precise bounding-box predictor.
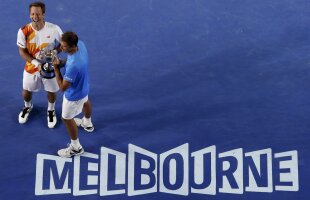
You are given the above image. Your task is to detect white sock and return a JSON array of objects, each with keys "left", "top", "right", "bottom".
[
  {"left": 83, "top": 117, "right": 92, "bottom": 125},
  {"left": 71, "top": 138, "right": 81, "bottom": 149},
  {"left": 24, "top": 100, "right": 32, "bottom": 108},
  {"left": 48, "top": 102, "right": 55, "bottom": 111}
]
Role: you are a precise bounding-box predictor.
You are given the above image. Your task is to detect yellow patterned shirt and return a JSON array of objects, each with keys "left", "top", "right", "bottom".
[{"left": 17, "top": 22, "right": 63, "bottom": 74}]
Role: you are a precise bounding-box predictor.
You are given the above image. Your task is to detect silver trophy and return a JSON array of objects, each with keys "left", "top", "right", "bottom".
[{"left": 39, "top": 49, "right": 57, "bottom": 79}]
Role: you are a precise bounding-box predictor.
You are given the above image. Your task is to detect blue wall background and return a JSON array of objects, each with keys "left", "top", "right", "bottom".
[{"left": 0, "top": 0, "right": 309, "bottom": 199}]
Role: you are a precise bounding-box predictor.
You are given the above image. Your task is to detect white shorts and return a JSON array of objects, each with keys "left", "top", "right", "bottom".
[
  {"left": 23, "top": 70, "right": 59, "bottom": 93},
  {"left": 62, "top": 95, "right": 88, "bottom": 120}
]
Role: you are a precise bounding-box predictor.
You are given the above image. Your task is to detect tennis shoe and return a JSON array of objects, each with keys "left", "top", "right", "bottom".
[
  {"left": 18, "top": 104, "right": 33, "bottom": 124},
  {"left": 57, "top": 144, "right": 84, "bottom": 158},
  {"left": 74, "top": 118, "right": 94, "bottom": 132}
]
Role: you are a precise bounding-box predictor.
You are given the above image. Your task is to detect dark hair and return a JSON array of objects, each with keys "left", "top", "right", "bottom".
[
  {"left": 61, "top": 31, "right": 79, "bottom": 47},
  {"left": 29, "top": 1, "right": 46, "bottom": 13}
]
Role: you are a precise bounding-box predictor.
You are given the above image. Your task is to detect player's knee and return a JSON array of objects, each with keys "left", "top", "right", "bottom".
[
  {"left": 47, "top": 92, "right": 57, "bottom": 100},
  {"left": 22, "top": 90, "right": 32, "bottom": 101}
]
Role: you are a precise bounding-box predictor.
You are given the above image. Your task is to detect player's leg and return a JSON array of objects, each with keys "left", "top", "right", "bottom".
[
  {"left": 43, "top": 78, "right": 59, "bottom": 128},
  {"left": 57, "top": 96, "right": 85, "bottom": 158},
  {"left": 74, "top": 97, "right": 94, "bottom": 132},
  {"left": 83, "top": 99, "right": 92, "bottom": 118},
  {"left": 62, "top": 118, "right": 79, "bottom": 140},
  {"left": 22, "top": 89, "right": 32, "bottom": 102},
  {"left": 18, "top": 71, "right": 40, "bottom": 124},
  {"left": 46, "top": 91, "right": 57, "bottom": 128},
  {"left": 58, "top": 118, "right": 84, "bottom": 158}
]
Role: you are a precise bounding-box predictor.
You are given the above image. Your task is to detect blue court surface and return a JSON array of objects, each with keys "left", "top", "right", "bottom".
[{"left": 0, "top": 0, "right": 309, "bottom": 199}]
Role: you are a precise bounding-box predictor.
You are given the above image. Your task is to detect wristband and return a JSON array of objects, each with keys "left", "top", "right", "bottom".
[{"left": 31, "top": 59, "right": 41, "bottom": 67}]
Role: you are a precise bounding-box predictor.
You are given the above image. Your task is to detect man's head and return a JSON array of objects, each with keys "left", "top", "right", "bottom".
[
  {"left": 29, "top": 1, "right": 45, "bottom": 23},
  {"left": 60, "top": 31, "right": 79, "bottom": 54}
]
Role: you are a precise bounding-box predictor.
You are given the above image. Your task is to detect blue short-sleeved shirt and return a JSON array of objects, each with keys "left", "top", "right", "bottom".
[{"left": 63, "top": 41, "right": 89, "bottom": 101}]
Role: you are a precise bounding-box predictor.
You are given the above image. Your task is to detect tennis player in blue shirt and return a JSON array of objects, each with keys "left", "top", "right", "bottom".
[{"left": 53, "top": 31, "right": 94, "bottom": 158}]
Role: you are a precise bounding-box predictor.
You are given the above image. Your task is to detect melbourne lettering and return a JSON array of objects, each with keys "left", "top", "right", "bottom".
[{"left": 35, "top": 144, "right": 299, "bottom": 196}]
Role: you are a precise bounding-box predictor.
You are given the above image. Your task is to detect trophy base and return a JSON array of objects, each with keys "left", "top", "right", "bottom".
[
  {"left": 40, "top": 70, "right": 55, "bottom": 79},
  {"left": 40, "top": 63, "right": 55, "bottom": 79}
]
